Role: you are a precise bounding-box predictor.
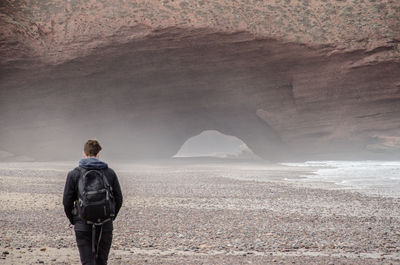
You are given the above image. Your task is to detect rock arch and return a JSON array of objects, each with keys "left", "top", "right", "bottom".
[{"left": 0, "top": 28, "right": 399, "bottom": 161}]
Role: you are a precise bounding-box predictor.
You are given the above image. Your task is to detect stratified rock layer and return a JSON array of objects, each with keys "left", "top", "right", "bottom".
[{"left": 0, "top": 0, "right": 399, "bottom": 161}]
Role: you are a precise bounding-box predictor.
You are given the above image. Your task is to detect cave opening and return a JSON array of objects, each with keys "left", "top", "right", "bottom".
[
  {"left": 173, "top": 130, "right": 261, "bottom": 160},
  {"left": 0, "top": 26, "right": 398, "bottom": 162}
]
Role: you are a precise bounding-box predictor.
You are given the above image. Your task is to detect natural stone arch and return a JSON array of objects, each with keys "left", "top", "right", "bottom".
[{"left": 0, "top": 28, "right": 399, "bottom": 162}]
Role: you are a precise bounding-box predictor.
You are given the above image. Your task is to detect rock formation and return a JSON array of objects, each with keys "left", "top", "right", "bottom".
[{"left": 0, "top": 0, "right": 399, "bottom": 161}]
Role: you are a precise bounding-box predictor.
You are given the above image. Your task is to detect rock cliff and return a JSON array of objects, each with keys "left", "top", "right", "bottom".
[{"left": 0, "top": 0, "right": 399, "bottom": 161}]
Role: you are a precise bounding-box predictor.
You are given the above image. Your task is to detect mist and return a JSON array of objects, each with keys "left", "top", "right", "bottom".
[
  {"left": 1, "top": 29, "right": 399, "bottom": 163},
  {"left": 2, "top": 1, "right": 400, "bottom": 264}
]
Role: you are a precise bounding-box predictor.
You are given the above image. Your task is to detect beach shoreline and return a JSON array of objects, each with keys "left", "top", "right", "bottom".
[{"left": 1, "top": 161, "right": 399, "bottom": 264}]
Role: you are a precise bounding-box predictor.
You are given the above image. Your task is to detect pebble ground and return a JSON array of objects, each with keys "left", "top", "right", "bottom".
[{"left": 0, "top": 162, "right": 399, "bottom": 264}]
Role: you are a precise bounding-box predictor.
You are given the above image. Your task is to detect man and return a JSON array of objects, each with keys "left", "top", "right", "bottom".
[{"left": 63, "top": 139, "right": 123, "bottom": 265}]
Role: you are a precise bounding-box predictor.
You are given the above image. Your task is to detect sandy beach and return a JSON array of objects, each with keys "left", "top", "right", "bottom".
[{"left": 1, "top": 160, "right": 400, "bottom": 264}]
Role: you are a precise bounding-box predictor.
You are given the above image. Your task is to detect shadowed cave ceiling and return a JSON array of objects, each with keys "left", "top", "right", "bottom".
[{"left": 0, "top": 0, "right": 399, "bottom": 161}]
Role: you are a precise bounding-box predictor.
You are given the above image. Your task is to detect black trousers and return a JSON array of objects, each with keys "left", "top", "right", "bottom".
[{"left": 75, "top": 228, "right": 113, "bottom": 265}]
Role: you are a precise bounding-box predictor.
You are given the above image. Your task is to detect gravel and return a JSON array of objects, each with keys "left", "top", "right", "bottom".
[{"left": 0, "top": 161, "right": 399, "bottom": 264}]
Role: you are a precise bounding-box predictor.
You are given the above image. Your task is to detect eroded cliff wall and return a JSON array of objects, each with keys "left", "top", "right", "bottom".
[{"left": 0, "top": 0, "right": 399, "bottom": 161}]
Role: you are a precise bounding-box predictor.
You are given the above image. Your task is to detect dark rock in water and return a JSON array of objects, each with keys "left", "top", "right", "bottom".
[{"left": 0, "top": 1, "right": 399, "bottom": 161}]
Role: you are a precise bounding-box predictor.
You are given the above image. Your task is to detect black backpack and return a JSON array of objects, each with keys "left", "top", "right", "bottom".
[{"left": 76, "top": 167, "right": 115, "bottom": 225}]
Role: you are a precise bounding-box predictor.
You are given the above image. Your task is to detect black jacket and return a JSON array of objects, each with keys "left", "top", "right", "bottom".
[{"left": 63, "top": 159, "right": 123, "bottom": 231}]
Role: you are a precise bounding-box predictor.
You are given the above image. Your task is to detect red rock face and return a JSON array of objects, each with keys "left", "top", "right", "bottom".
[{"left": 0, "top": 0, "right": 399, "bottom": 161}]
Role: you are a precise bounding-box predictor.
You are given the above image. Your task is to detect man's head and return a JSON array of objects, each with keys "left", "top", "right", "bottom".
[{"left": 83, "top": 139, "right": 102, "bottom": 158}]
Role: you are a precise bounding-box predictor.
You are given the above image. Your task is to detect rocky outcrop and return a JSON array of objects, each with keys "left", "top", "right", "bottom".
[
  {"left": 1, "top": 0, "right": 399, "bottom": 66},
  {"left": 0, "top": 0, "right": 399, "bottom": 161}
]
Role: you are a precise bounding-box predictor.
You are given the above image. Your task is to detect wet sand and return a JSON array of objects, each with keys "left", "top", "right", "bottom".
[{"left": 0, "top": 161, "right": 400, "bottom": 264}]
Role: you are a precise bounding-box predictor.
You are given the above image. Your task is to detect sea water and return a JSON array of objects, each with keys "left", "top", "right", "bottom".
[{"left": 282, "top": 161, "right": 400, "bottom": 197}]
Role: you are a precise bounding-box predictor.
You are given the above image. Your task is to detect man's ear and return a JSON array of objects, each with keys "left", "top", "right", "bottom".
[
  {"left": 82, "top": 151, "right": 87, "bottom": 158},
  {"left": 96, "top": 151, "right": 101, "bottom": 158}
]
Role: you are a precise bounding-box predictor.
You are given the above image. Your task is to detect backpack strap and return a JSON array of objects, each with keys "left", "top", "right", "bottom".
[
  {"left": 98, "top": 169, "right": 114, "bottom": 199},
  {"left": 76, "top": 166, "right": 86, "bottom": 176},
  {"left": 92, "top": 224, "right": 96, "bottom": 255},
  {"left": 96, "top": 225, "right": 103, "bottom": 259},
  {"left": 76, "top": 166, "right": 87, "bottom": 198},
  {"left": 74, "top": 167, "right": 85, "bottom": 211},
  {"left": 89, "top": 220, "right": 109, "bottom": 258},
  {"left": 99, "top": 169, "right": 111, "bottom": 188},
  {"left": 89, "top": 223, "right": 105, "bottom": 259}
]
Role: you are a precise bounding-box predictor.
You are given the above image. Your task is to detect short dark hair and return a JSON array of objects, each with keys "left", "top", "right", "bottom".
[{"left": 84, "top": 139, "right": 102, "bottom": 156}]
